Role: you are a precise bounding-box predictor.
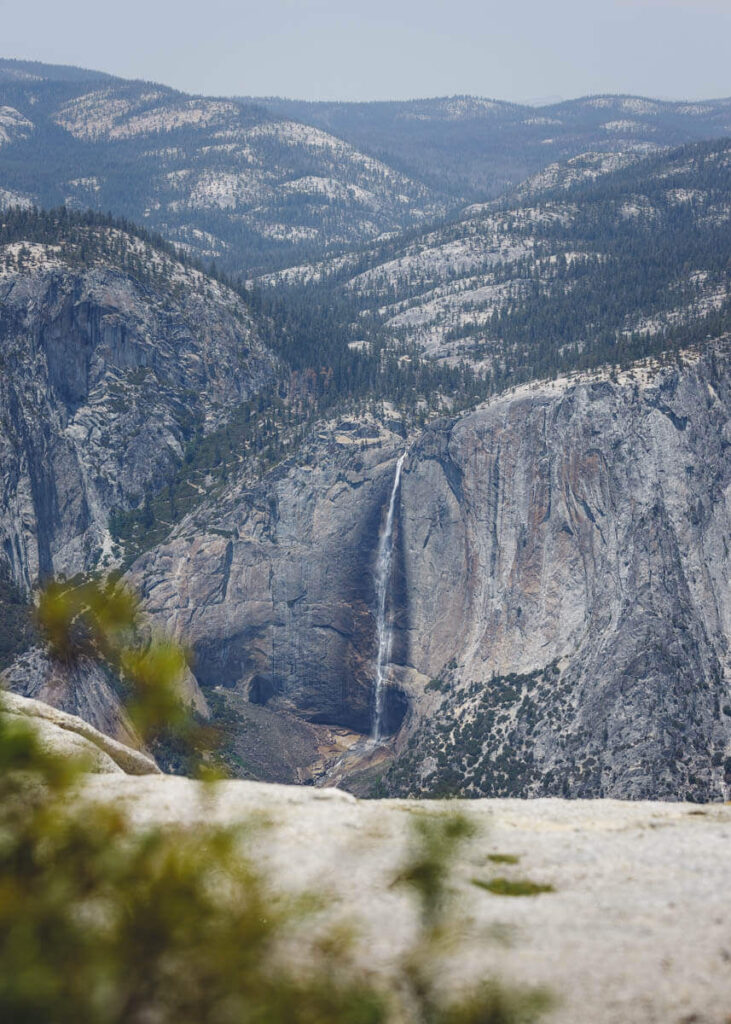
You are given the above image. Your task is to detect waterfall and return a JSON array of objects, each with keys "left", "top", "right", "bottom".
[{"left": 371, "top": 452, "right": 406, "bottom": 743}]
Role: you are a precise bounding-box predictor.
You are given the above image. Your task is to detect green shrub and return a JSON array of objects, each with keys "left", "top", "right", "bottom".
[
  {"left": 0, "top": 710, "right": 385, "bottom": 1024},
  {"left": 394, "top": 814, "right": 554, "bottom": 1022},
  {"left": 472, "top": 878, "right": 555, "bottom": 897}
]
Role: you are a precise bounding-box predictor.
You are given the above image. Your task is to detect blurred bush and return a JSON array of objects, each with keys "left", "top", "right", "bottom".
[
  {"left": 0, "top": 578, "right": 553, "bottom": 1023},
  {"left": 36, "top": 578, "right": 214, "bottom": 772},
  {"left": 0, "top": 708, "right": 385, "bottom": 1023},
  {"left": 36, "top": 579, "right": 190, "bottom": 741}
]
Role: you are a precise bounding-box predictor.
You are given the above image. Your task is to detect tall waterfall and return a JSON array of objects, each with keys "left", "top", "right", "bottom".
[{"left": 371, "top": 452, "right": 406, "bottom": 743}]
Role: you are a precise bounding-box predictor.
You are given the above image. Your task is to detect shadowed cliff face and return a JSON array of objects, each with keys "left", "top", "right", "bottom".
[
  {"left": 1, "top": 646, "right": 140, "bottom": 748},
  {"left": 132, "top": 426, "right": 408, "bottom": 733},
  {"left": 0, "top": 245, "right": 275, "bottom": 587},
  {"left": 131, "top": 345, "right": 730, "bottom": 799}
]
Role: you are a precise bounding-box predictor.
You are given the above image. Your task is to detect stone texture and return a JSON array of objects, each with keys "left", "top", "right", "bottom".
[
  {"left": 1, "top": 645, "right": 140, "bottom": 746},
  {"left": 393, "top": 348, "right": 730, "bottom": 801},
  {"left": 1, "top": 690, "right": 160, "bottom": 774},
  {"left": 131, "top": 416, "right": 409, "bottom": 734},
  {"left": 76, "top": 773, "right": 731, "bottom": 1024},
  {"left": 2, "top": 235, "right": 728, "bottom": 803},
  {"left": 2, "top": 643, "right": 209, "bottom": 743}
]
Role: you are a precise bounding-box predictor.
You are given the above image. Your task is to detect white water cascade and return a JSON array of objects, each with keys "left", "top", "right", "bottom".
[{"left": 371, "top": 452, "right": 406, "bottom": 743}]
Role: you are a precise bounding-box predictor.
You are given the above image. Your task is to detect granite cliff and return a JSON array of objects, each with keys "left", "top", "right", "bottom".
[
  {"left": 130, "top": 343, "right": 731, "bottom": 800},
  {"left": 0, "top": 217, "right": 275, "bottom": 590}
]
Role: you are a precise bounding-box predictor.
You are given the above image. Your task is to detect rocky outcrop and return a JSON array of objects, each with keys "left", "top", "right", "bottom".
[
  {"left": 392, "top": 346, "right": 731, "bottom": 801},
  {"left": 1, "top": 690, "right": 160, "bottom": 774},
  {"left": 1, "top": 645, "right": 140, "bottom": 747},
  {"left": 77, "top": 774, "right": 731, "bottom": 1024},
  {"left": 0, "top": 232, "right": 275, "bottom": 589},
  {"left": 131, "top": 344, "right": 731, "bottom": 801},
  {"left": 0, "top": 639, "right": 209, "bottom": 738}
]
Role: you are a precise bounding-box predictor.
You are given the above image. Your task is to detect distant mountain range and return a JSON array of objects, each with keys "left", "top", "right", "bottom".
[
  {"left": 0, "top": 60, "right": 447, "bottom": 274},
  {"left": 247, "top": 93, "right": 731, "bottom": 199},
  {"left": 255, "top": 140, "right": 731, "bottom": 396},
  {"left": 0, "top": 58, "right": 729, "bottom": 274}
]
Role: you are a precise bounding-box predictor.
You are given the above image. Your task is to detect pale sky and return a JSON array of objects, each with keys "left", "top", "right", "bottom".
[{"left": 1, "top": 0, "right": 729, "bottom": 103}]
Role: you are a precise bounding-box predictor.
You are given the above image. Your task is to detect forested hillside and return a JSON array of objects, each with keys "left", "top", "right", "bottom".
[
  {"left": 250, "top": 93, "right": 731, "bottom": 198},
  {"left": 0, "top": 207, "right": 276, "bottom": 594},
  {"left": 0, "top": 60, "right": 448, "bottom": 274},
  {"left": 253, "top": 139, "right": 730, "bottom": 398},
  {"left": 1, "top": 59, "right": 729, "bottom": 276}
]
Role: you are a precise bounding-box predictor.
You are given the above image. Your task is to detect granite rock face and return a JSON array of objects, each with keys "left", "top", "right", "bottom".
[
  {"left": 131, "top": 419, "right": 409, "bottom": 735},
  {"left": 393, "top": 348, "right": 731, "bottom": 801},
  {"left": 1, "top": 644, "right": 209, "bottom": 745},
  {"left": 132, "top": 345, "right": 731, "bottom": 800},
  {"left": 1, "top": 645, "right": 140, "bottom": 748},
  {"left": 0, "top": 235, "right": 275, "bottom": 589},
  {"left": 74, "top": 776, "right": 731, "bottom": 1024}
]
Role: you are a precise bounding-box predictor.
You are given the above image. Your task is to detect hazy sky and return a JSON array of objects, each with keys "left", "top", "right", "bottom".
[{"left": 1, "top": 0, "right": 729, "bottom": 103}]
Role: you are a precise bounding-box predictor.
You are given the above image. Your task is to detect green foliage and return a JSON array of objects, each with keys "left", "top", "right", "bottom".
[
  {"left": 36, "top": 578, "right": 139, "bottom": 665},
  {"left": 0, "top": 715, "right": 555, "bottom": 1023},
  {"left": 436, "top": 982, "right": 556, "bottom": 1024},
  {"left": 472, "top": 878, "right": 555, "bottom": 897},
  {"left": 393, "top": 812, "right": 554, "bottom": 1023},
  {"left": 384, "top": 663, "right": 571, "bottom": 799},
  {"left": 35, "top": 579, "right": 197, "bottom": 754},
  {"left": 395, "top": 813, "right": 476, "bottom": 928},
  {"left": 487, "top": 854, "right": 521, "bottom": 865},
  {"left": 0, "top": 711, "right": 386, "bottom": 1024}
]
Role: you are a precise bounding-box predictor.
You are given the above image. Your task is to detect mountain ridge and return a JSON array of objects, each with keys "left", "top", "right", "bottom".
[
  {"left": 0, "top": 59, "right": 450, "bottom": 273},
  {"left": 247, "top": 91, "right": 731, "bottom": 199},
  {"left": 1, "top": 57, "right": 730, "bottom": 273}
]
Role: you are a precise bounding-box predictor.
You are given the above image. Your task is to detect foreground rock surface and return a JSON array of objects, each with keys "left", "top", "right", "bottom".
[
  {"left": 1, "top": 691, "right": 160, "bottom": 774},
  {"left": 78, "top": 773, "right": 731, "bottom": 1024}
]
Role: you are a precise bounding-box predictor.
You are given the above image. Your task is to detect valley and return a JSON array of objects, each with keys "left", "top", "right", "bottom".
[{"left": 0, "top": 59, "right": 729, "bottom": 804}]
